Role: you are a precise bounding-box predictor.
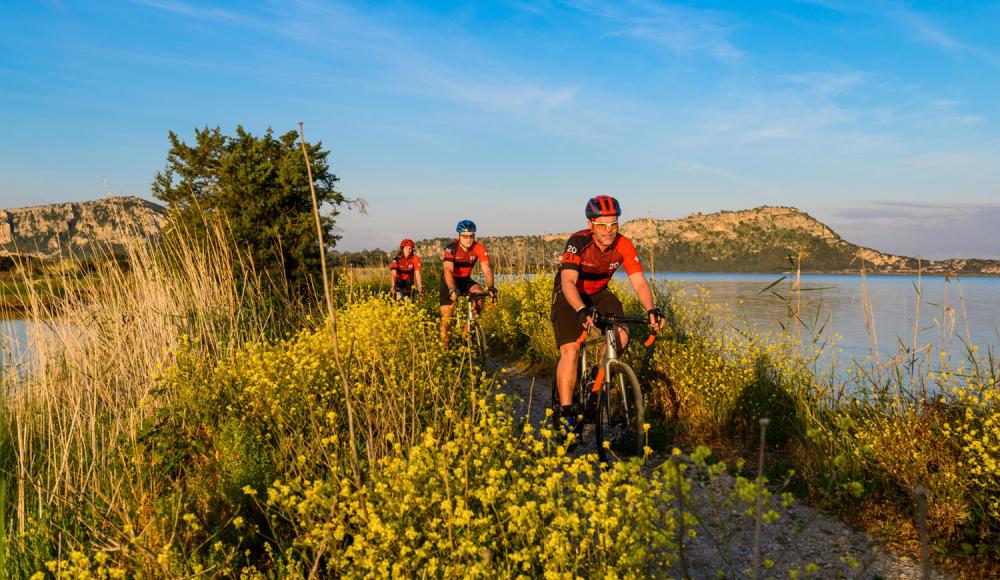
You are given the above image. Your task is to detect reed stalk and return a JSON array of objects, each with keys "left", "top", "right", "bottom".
[{"left": 298, "top": 122, "right": 361, "bottom": 488}]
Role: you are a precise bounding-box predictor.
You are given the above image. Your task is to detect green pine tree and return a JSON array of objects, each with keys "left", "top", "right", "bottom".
[{"left": 152, "top": 126, "right": 344, "bottom": 289}]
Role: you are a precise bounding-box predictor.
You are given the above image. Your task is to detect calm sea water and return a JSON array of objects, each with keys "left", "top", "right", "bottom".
[
  {"left": 1, "top": 318, "right": 31, "bottom": 375},
  {"left": 651, "top": 272, "right": 1000, "bottom": 367}
]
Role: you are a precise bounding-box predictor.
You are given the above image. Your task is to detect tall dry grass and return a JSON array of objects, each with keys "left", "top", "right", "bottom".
[{"left": 0, "top": 221, "right": 275, "bottom": 562}]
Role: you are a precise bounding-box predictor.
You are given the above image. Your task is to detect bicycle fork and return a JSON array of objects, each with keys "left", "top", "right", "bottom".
[
  {"left": 464, "top": 300, "right": 475, "bottom": 335},
  {"left": 594, "top": 330, "right": 636, "bottom": 425}
]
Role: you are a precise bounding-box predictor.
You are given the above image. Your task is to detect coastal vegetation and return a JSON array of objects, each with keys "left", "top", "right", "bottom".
[
  {"left": 1, "top": 224, "right": 997, "bottom": 577},
  {"left": 151, "top": 126, "right": 349, "bottom": 290}
]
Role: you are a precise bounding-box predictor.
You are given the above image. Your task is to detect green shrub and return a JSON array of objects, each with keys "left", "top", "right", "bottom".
[{"left": 726, "top": 355, "right": 801, "bottom": 450}]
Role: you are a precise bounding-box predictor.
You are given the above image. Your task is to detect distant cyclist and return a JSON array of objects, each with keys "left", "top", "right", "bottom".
[
  {"left": 440, "top": 219, "right": 497, "bottom": 345},
  {"left": 390, "top": 238, "right": 423, "bottom": 300},
  {"left": 551, "top": 195, "right": 664, "bottom": 432}
]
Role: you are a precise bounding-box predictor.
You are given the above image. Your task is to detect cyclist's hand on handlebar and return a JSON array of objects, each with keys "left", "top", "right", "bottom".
[
  {"left": 448, "top": 287, "right": 458, "bottom": 301},
  {"left": 488, "top": 285, "right": 498, "bottom": 302},
  {"left": 647, "top": 307, "right": 665, "bottom": 331},
  {"left": 577, "top": 305, "right": 598, "bottom": 329}
]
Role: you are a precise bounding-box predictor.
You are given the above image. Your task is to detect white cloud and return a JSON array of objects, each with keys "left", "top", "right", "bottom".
[
  {"left": 565, "top": 0, "right": 744, "bottom": 61},
  {"left": 782, "top": 71, "right": 867, "bottom": 98},
  {"left": 282, "top": 2, "right": 586, "bottom": 119},
  {"left": 674, "top": 160, "right": 781, "bottom": 195},
  {"left": 796, "top": 1, "right": 1000, "bottom": 66},
  {"left": 889, "top": 7, "right": 963, "bottom": 52},
  {"left": 130, "top": 0, "right": 243, "bottom": 23}
]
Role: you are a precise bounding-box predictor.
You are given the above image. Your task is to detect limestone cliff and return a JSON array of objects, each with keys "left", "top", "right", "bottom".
[{"left": 0, "top": 196, "right": 166, "bottom": 259}]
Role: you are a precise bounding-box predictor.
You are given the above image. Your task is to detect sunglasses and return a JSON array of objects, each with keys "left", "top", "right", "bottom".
[
  {"left": 458, "top": 233, "right": 476, "bottom": 239},
  {"left": 590, "top": 221, "right": 619, "bottom": 233}
]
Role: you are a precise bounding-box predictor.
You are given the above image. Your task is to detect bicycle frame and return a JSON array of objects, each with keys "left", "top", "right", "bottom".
[
  {"left": 579, "top": 321, "right": 633, "bottom": 422},
  {"left": 462, "top": 292, "right": 489, "bottom": 332},
  {"left": 578, "top": 316, "right": 654, "bottom": 389}
]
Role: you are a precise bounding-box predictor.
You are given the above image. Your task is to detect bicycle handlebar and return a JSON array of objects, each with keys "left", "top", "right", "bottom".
[
  {"left": 463, "top": 290, "right": 496, "bottom": 308},
  {"left": 575, "top": 313, "right": 659, "bottom": 347}
]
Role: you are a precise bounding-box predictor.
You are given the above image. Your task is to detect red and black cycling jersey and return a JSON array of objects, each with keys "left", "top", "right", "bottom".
[
  {"left": 554, "top": 229, "right": 643, "bottom": 296},
  {"left": 390, "top": 255, "right": 422, "bottom": 281},
  {"left": 443, "top": 240, "right": 489, "bottom": 278}
]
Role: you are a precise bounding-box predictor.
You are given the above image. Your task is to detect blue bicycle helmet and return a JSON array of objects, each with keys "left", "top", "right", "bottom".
[{"left": 456, "top": 219, "right": 477, "bottom": 233}]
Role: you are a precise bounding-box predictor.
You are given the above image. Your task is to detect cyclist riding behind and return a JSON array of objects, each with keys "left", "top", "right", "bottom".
[
  {"left": 440, "top": 219, "right": 497, "bottom": 345},
  {"left": 551, "top": 195, "right": 664, "bottom": 430},
  {"left": 390, "top": 239, "right": 423, "bottom": 300}
]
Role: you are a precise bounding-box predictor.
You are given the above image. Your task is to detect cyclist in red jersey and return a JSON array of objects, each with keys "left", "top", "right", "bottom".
[
  {"left": 551, "top": 195, "right": 664, "bottom": 431},
  {"left": 390, "top": 239, "right": 423, "bottom": 300},
  {"left": 440, "top": 219, "right": 496, "bottom": 345}
]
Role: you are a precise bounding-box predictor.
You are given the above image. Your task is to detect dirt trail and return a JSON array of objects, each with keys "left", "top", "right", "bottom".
[{"left": 492, "top": 357, "right": 951, "bottom": 580}]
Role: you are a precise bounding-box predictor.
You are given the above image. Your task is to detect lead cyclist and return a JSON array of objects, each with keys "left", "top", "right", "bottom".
[{"left": 550, "top": 195, "right": 665, "bottom": 434}]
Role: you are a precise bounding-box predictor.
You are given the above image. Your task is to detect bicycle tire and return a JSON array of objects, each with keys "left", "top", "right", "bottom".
[
  {"left": 471, "top": 320, "right": 487, "bottom": 369},
  {"left": 595, "top": 361, "right": 645, "bottom": 463}
]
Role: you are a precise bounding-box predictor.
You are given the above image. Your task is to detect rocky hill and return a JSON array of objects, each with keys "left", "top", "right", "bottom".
[
  {"left": 618, "top": 205, "right": 1000, "bottom": 275},
  {"left": 7, "top": 199, "right": 998, "bottom": 275},
  {"left": 0, "top": 196, "right": 167, "bottom": 259},
  {"left": 404, "top": 206, "right": 1000, "bottom": 275}
]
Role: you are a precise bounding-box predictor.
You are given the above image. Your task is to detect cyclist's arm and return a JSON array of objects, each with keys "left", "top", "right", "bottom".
[
  {"left": 481, "top": 260, "right": 495, "bottom": 288},
  {"left": 443, "top": 260, "right": 456, "bottom": 291},
  {"left": 628, "top": 271, "right": 656, "bottom": 312},
  {"left": 390, "top": 267, "right": 397, "bottom": 289},
  {"left": 560, "top": 269, "right": 586, "bottom": 312},
  {"left": 415, "top": 270, "right": 423, "bottom": 291}
]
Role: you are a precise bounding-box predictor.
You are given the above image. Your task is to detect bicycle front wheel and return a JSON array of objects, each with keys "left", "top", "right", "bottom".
[
  {"left": 471, "top": 320, "right": 487, "bottom": 369},
  {"left": 595, "top": 361, "right": 645, "bottom": 463}
]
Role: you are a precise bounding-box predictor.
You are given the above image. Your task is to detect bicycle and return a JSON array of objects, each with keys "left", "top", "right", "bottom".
[
  {"left": 551, "top": 313, "right": 657, "bottom": 464},
  {"left": 459, "top": 290, "right": 491, "bottom": 369},
  {"left": 392, "top": 285, "right": 421, "bottom": 302}
]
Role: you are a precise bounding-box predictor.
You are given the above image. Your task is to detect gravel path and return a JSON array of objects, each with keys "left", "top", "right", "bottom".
[{"left": 493, "top": 358, "right": 951, "bottom": 580}]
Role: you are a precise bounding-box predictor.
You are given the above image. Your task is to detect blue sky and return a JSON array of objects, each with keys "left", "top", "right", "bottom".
[{"left": 2, "top": 1, "right": 999, "bottom": 258}]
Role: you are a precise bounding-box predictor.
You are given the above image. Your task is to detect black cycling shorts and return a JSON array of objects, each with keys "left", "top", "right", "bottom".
[
  {"left": 550, "top": 288, "right": 624, "bottom": 347},
  {"left": 439, "top": 275, "right": 480, "bottom": 306},
  {"left": 394, "top": 278, "right": 414, "bottom": 297}
]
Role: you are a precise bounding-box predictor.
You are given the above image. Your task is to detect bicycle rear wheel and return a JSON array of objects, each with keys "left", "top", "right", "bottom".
[{"left": 595, "top": 361, "right": 645, "bottom": 463}]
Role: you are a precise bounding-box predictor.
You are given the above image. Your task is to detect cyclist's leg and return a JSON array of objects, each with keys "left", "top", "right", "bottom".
[
  {"left": 397, "top": 279, "right": 412, "bottom": 300},
  {"left": 551, "top": 290, "right": 585, "bottom": 407},
  {"left": 556, "top": 342, "right": 581, "bottom": 405},
  {"left": 439, "top": 276, "right": 457, "bottom": 344}
]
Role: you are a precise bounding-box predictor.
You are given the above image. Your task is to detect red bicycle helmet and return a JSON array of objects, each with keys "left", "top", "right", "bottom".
[
  {"left": 400, "top": 239, "right": 415, "bottom": 248},
  {"left": 585, "top": 195, "right": 621, "bottom": 219}
]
